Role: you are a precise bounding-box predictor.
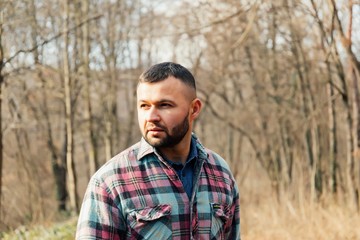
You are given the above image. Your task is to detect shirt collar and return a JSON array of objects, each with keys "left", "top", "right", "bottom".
[
  {"left": 187, "top": 137, "right": 198, "bottom": 162},
  {"left": 192, "top": 133, "right": 208, "bottom": 160},
  {"left": 137, "top": 137, "right": 154, "bottom": 160}
]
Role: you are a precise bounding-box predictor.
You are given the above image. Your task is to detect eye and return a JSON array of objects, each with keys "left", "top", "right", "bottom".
[
  {"left": 139, "top": 103, "right": 150, "bottom": 109},
  {"left": 160, "top": 103, "right": 172, "bottom": 108}
]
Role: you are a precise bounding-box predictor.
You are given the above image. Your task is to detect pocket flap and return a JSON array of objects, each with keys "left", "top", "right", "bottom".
[
  {"left": 211, "top": 203, "right": 231, "bottom": 222},
  {"left": 132, "top": 204, "right": 172, "bottom": 222}
]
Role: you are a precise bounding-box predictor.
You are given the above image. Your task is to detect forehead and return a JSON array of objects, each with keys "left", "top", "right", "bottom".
[{"left": 137, "top": 77, "right": 195, "bottom": 101}]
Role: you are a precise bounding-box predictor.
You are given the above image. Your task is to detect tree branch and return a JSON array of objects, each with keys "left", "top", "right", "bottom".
[{"left": 2, "top": 14, "right": 103, "bottom": 68}]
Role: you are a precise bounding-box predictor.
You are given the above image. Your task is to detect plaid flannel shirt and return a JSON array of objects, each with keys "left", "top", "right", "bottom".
[{"left": 76, "top": 135, "right": 240, "bottom": 240}]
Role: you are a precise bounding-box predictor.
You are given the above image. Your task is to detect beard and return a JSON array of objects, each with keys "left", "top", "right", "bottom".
[{"left": 144, "top": 114, "right": 190, "bottom": 148}]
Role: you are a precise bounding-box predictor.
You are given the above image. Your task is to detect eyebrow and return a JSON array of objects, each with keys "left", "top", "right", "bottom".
[{"left": 137, "top": 99, "right": 176, "bottom": 104}]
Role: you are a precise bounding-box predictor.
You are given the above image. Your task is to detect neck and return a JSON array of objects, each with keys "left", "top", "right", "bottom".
[{"left": 159, "top": 135, "right": 192, "bottom": 165}]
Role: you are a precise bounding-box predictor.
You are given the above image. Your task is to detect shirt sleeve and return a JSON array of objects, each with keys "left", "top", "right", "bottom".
[
  {"left": 76, "top": 176, "right": 126, "bottom": 240},
  {"left": 225, "top": 177, "right": 241, "bottom": 240}
]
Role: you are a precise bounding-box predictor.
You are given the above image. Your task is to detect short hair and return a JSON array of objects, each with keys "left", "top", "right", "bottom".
[{"left": 138, "top": 62, "right": 196, "bottom": 91}]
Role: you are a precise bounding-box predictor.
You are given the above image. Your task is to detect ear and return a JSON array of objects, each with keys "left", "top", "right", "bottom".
[{"left": 190, "top": 98, "right": 202, "bottom": 120}]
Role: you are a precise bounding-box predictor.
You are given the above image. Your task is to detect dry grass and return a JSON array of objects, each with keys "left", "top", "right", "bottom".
[
  {"left": 236, "top": 153, "right": 360, "bottom": 240},
  {"left": 241, "top": 198, "right": 360, "bottom": 240}
]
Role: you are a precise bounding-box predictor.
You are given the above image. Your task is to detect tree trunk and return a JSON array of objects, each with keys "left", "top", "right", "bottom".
[
  {"left": 327, "top": 69, "right": 338, "bottom": 195},
  {"left": 285, "top": 0, "right": 323, "bottom": 201},
  {"left": 269, "top": 3, "right": 291, "bottom": 197},
  {"left": 347, "top": 0, "right": 360, "bottom": 211},
  {"left": 41, "top": 75, "right": 68, "bottom": 211},
  {"left": 81, "top": 0, "right": 98, "bottom": 176},
  {"left": 330, "top": 0, "right": 360, "bottom": 210},
  {"left": 0, "top": 10, "right": 3, "bottom": 217},
  {"left": 333, "top": 46, "right": 355, "bottom": 209},
  {"left": 310, "top": 0, "right": 339, "bottom": 201},
  {"left": 27, "top": 0, "right": 68, "bottom": 212},
  {"left": 63, "top": 0, "right": 78, "bottom": 213}
]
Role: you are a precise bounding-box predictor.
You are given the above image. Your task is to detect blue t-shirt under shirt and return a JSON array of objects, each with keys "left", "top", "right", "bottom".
[{"left": 164, "top": 138, "right": 198, "bottom": 198}]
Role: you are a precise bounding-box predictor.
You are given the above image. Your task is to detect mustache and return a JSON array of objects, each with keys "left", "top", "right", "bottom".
[{"left": 146, "top": 123, "right": 166, "bottom": 131}]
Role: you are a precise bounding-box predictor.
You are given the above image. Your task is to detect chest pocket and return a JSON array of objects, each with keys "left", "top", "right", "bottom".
[
  {"left": 210, "top": 203, "right": 232, "bottom": 240},
  {"left": 127, "top": 204, "right": 172, "bottom": 240}
]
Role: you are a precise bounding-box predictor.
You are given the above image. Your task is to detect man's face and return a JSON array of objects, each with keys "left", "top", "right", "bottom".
[{"left": 137, "top": 76, "right": 195, "bottom": 148}]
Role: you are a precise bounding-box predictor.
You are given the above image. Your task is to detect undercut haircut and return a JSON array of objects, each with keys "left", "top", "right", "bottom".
[{"left": 138, "top": 62, "right": 196, "bottom": 91}]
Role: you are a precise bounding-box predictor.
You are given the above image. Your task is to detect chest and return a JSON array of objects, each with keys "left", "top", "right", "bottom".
[{"left": 114, "top": 159, "right": 234, "bottom": 239}]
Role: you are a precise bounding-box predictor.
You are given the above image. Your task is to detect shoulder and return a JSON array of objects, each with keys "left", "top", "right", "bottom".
[
  {"left": 90, "top": 141, "right": 142, "bottom": 185},
  {"left": 194, "top": 135, "right": 234, "bottom": 178},
  {"left": 201, "top": 147, "right": 238, "bottom": 193},
  {"left": 204, "top": 148, "right": 234, "bottom": 176},
  {"left": 205, "top": 149, "right": 230, "bottom": 168},
  {"left": 201, "top": 147, "right": 240, "bottom": 201}
]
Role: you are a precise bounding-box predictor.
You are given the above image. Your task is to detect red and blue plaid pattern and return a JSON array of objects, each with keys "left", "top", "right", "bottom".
[{"left": 76, "top": 135, "right": 240, "bottom": 240}]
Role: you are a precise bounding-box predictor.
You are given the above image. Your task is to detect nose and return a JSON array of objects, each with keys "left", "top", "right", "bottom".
[{"left": 145, "top": 106, "right": 160, "bottom": 122}]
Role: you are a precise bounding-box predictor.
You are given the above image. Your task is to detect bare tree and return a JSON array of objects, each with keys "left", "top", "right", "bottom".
[
  {"left": 309, "top": 0, "right": 339, "bottom": 197},
  {"left": 0, "top": 4, "right": 4, "bottom": 217},
  {"left": 328, "top": 0, "right": 359, "bottom": 210},
  {"left": 63, "top": 0, "right": 78, "bottom": 213},
  {"left": 80, "top": 0, "right": 98, "bottom": 177}
]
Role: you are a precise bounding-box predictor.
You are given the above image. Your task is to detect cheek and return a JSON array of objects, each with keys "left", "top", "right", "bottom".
[
  {"left": 137, "top": 113, "right": 145, "bottom": 127},
  {"left": 164, "top": 113, "right": 186, "bottom": 127}
]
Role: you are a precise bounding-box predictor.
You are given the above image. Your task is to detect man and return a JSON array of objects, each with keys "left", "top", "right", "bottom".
[{"left": 76, "top": 62, "right": 241, "bottom": 239}]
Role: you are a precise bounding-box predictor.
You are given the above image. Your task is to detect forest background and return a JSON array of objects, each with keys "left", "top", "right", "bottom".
[{"left": 0, "top": 0, "right": 360, "bottom": 239}]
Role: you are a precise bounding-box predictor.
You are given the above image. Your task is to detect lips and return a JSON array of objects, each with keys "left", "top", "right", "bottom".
[
  {"left": 146, "top": 125, "right": 165, "bottom": 133},
  {"left": 147, "top": 127, "right": 163, "bottom": 132}
]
